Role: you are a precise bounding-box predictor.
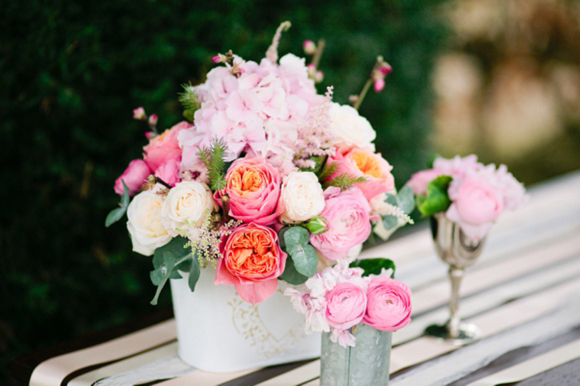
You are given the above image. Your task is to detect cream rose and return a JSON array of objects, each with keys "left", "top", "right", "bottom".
[
  {"left": 127, "top": 189, "right": 171, "bottom": 256},
  {"left": 329, "top": 103, "right": 376, "bottom": 150},
  {"left": 161, "top": 181, "right": 217, "bottom": 236},
  {"left": 280, "top": 171, "right": 325, "bottom": 224}
]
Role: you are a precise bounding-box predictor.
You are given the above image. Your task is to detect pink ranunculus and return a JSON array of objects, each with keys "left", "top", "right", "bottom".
[
  {"left": 154, "top": 157, "right": 181, "bottom": 187},
  {"left": 325, "top": 282, "right": 367, "bottom": 330},
  {"left": 143, "top": 121, "right": 192, "bottom": 172},
  {"left": 220, "top": 156, "right": 283, "bottom": 225},
  {"left": 445, "top": 172, "right": 505, "bottom": 241},
  {"left": 363, "top": 277, "right": 412, "bottom": 332},
  {"left": 216, "top": 223, "right": 287, "bottom": 305},
  {"left": 310, "top": 187, "right": 371, "bottom": 260},
  {"left": 114, "top": 159, "right": 151, "bottom": 196},
  {"left": 327, "top": 146, "right": 395, "bottom": 202}
]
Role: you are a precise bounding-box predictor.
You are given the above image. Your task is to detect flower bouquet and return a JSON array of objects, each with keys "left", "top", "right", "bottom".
[
  {"left": 406, "top": 155, "right": 526, "bottom": 342},
  {"left": 107, "top": 22, "right": 414, "bottom": 372}
]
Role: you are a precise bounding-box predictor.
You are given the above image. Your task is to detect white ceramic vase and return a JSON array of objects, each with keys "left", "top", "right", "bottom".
[{"left": 169, "top": 266, "right": 321, "bottom": 372}]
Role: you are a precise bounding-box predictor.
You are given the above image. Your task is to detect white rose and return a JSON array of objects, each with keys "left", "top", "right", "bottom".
[
  {"left": 161, "top": 181, "right": 217, "bottom": 236},
  {"left": 329, "top": 103, "right": 376, "bottom": 150},
  {"left": 280, "top": 171, "right": 325, "bottom": 224},
  {"left": 127, "top": 190, "right": 171, "bottom": 256}
]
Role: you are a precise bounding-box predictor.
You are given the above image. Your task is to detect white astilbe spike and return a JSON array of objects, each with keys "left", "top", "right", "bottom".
[
  {"left": 382, "top": 203, "right": 414, "bottom": 225},
  {"left": 266, "top": 21, "right": 292, "bottom": 63}
]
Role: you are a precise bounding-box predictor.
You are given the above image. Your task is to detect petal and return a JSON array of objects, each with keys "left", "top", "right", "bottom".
[{"left": 234, "top": 279, "right": 278, "bottom": 305}]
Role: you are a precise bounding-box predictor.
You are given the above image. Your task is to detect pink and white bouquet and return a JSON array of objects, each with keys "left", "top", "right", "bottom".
[
  {"left": 106, "top": 22, "right": 414, "bottom": 308},
  {"left": 285, "top": 260, "right": 412, "bottom": 347},
  {"left": 406, "top": 155, "right": 527, "bottom": 241}
]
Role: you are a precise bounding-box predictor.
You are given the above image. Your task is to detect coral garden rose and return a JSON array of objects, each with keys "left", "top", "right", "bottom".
[
  {"left": 114, "top": 159, "right": 151, "bottom": 196},
  {"left": 325, "top": 282, "right": 367, "bottom": 330},
  {"left": 446, "top": 172, "right": 505, "bottom": 242},
  {"left": 161, "top": 181, "right": 217, "bottom": 236},
  {"left": 143, "top": 121, "right": 192, "bottom": 172},
  {"left": 221, "top": 156, "right": 283, "bottom": 225},
  {"left": 280, "top": 171, "right": 325, "bottom": 224},
  {"left": 329, "top": 103, "right": 376, "bottom": 151},
  {"left": 126, "top": 188, "right": 171, "bottom": 256},
  {"left": 328, "top": 146, "right": 395, "bottom": 202},
  {"left": 310, "top": 187, "right": 371, "bottom": 260},
  {"left": 363, "top": 277, "right": 412, "bottom": 332},
  {"left": 216, "top": 223, "right": 287, "bottom": 304}
]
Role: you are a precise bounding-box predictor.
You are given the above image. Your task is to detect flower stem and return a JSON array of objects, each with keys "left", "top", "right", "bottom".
[
  {"left": 155, "top": 177, "right": 172, "bottom": 190},
  {"left": 311, "top": 39, "right": 326, "bottom": 69},
  {"left": 354, "top": 78, "right": 373, "bottom": 111}
]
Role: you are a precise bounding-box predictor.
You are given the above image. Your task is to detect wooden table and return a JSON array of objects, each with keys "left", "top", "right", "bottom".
[{"left": 12, "top": 171, "right": 580, "bottom": 385}]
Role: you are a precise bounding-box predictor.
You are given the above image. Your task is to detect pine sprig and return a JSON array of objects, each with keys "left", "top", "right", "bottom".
[
  {"left": 178, "top": 83, "right": 201, "bottom": 122},
  {"left": 197, "top": 138, "right": 228, "bottom": 191},
  {"left": 325, "top": 173, "right": 366, "bottom": 191},
  {"left": 318, "top": 162, "right": 338, "bottom": 183}
]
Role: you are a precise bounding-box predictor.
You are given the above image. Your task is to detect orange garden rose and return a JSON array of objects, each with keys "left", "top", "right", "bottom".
[{"left": 215, "top": 223, "right": 287, "bottom": 304}]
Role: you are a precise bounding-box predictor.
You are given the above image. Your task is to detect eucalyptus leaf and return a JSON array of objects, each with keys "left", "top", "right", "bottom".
[
  {"left": 382, "top": 215, "right": 399, "bottom": 231},
  {"left": 120, "top": 180, "right": 130, "bottom": 208},
  {"left": 350, "top": 258, "right": 396, "bottom": 278},
  {"left": 385, "top": 193, "right": 398, "bottom": 207},
  {"left": 188, "top": 255, "right": 200, "bottom": 292},
  {"left": 396, "top": 186, "right": 415, "bottom": 214},
  {"left": 150, "top": 269, "right": 163, "bottom": 286},
  {"left": 149, "top": 237, "right": 194, "bottom": 305},
  {"left": 279, "top": 258, "right": 309, "bottom": 285},
  {"left": 283, "top": 227, "right": 318, "bottom": 277},
  {"left": 105, "top": 207, "right": 126, "bottom": 227}
]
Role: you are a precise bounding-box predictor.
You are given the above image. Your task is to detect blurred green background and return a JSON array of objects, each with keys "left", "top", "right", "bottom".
[
  {"left": 1, "top": 0, "right": 447, "bottom": 382},
  {"left": 4, "top": 0, "right": 580, "bottom": 383}
]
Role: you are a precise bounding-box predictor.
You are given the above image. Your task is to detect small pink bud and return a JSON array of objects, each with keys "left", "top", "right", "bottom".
[
  {"left": 212, "top": 55, "right": 223, "bottom": 63},
  {"left": 303, "top": 40, "right": 316, "bottom": 55},
  {"left": 148, "top": 114, "right": 158, "bottom": 126},
  {"left": 307, "top": 64, "right": 316, "bottom": 77},
  {"left": 380, "top": 63, "right": 393, "bottom": 75},
  {"left": 314, "top": 70, "right": 324, "bottom": 83},
  {"left": 374, "top": 78, "right": 385, "bottom": 93},
  {"left": 133, "top": 107, "right": 146, "bottom": 120}
]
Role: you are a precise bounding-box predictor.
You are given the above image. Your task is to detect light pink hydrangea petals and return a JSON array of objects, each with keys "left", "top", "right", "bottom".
[
  {"left": 325, "top": 282, "right": 367, "bottom": 330},
  {"left": 363, "top": 277, "right": 412, "bottom": 332},
  {"left": 143, "top": 121, "right": 192, "bottom": 172},
  {"left": 154, "top": 157, "right": 181, "bottom": 187},
  {"left": 114, "top": 159, "right": 151, "bottom": 196},
  {"left": 225, "top": 90, "right": 263, "bottom": 123},
  {"left": 310, "top": 187, "right": 371, "bottom": 260}
]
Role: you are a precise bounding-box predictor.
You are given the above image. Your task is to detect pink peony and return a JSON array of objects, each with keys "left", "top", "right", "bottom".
[
  {"left": 363, "top": 277, "right": 411, "bottom": 332},
  {"left": 406, "top": 169, "right": 442, "bottom": 195},
  {"left": 114, "top": 159, "right": 151, "bottom": 196},
  {"left": 327, "top": 146, "right": 395, "bottom": 202},
  {"left": 154, "top": 157, "right": 181, "bottom": 187},
  {"left": 310, "top": 187, "right": 371, "bottom": 260},
  {"left": 143, "top": 121, "right": 191, "bottom": 171},
  {"left": 406, "top": 155, "right": 482, "bottom": 195},
  {"left": 445, "top": 171, "right": 505, "bottom": 241},
  {"left": 325, "top": 282, "right": 367, "bottom": 330},
  {"left": 216, "top": 223, "right": 287, "bottom": 304},
  {"left": 220, "top": 156, "right": 284, "bottom": 225}
]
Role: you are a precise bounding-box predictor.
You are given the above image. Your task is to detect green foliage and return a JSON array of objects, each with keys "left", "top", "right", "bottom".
[
  {"left": 416, "top": 175, "right": 453, "bottom": 216},
  {"left": 350, "top": 258, "right": 396, "bottom": 278},
  {"left": 1, "top": 0, "right": 448, "bottom": 378},
  {"left": 281, "top": 226, "right": 318, "bottom": 278},
  {"left": 178, "top": 83, "right": 201, "bottom": 122},
  {"left": 383, "top": 185, "right": 416, "bottom": 230},
  {"left": 325, "top": 173, "right": 367, "bottom": 191},
  {"left": 198, "top": 138, "right": 228, "bottom": 191},
  {"left": 317, "top": 162, "right": 338, "bottom": 183},
  {"left": 105, "top": 181, "right": 130, "bottom": 227},
  {"left": 299, "top": 155, "right": 327, "bottom": 175}
]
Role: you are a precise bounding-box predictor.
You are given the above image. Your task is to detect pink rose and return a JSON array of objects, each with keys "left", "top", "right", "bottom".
[
  {"left": 216, "top": 223, "right": 287, "bottom": 304},
  {"left": 114, "top": 159, "right": 151, "bottom": 196},
  {"left": 143, "top": 121, "right": 191, "bottom": 172},
  {"left": 363, "top": 277, "right": 411, "bottom": 332},
  {"left": 220, "top": 156, "right": 283, "bottom": 225},
  {"left": 406, "top": 155, "right": 482, "bottom": 195},
  {"left": 327, "top": 146, "right": 395, "bottom": 202},
  {"left": 154, "top": 157, "right": 181, "bottom": 187},
  {"left": 446, "top": 173, "right": 505, "bottom": 241},
  {"left": 325, "top": 282, "right": 367, "bottom": 330},
  {"left": 310, "top": 187, "right": 371, "bottom": 260}
]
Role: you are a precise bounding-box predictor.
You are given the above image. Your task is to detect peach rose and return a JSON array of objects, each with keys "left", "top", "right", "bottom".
[
  {"left": 327, "top": 146, "right": 395, "bottom": 202},
  {"left": 220, "top": 156, "right": 283, "bottom": 225},
  {"left": 143, "top": 121, "right": 191, "bottom": 172},
  {"left": 216, "top": 223, "right": 287, "bottom": 304}
]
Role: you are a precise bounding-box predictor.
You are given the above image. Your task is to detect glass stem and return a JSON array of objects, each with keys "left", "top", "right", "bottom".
[{"left": 447, "top": 266, "right": 464, "bottom": 339}]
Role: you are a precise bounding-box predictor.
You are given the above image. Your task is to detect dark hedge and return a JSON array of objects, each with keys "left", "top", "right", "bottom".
[{"left": 1, "top": 0, "right": 447, "bottom": 380}]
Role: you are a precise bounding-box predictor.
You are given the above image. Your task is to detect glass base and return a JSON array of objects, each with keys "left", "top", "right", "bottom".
[{"left": 424, "top": 322, "right": 482, "bottom": 345}]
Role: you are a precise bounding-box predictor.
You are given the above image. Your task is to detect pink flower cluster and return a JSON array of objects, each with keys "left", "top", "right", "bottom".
[
  {"left": 407, "top": 155, "right": 527, "bottom": 241},
  {"left": 285, "top": 260, "right": 412, "bottom": 347}
]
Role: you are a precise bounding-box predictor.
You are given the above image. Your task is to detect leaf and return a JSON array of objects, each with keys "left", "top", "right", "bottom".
[
  {"left": 350, "top": 258, "right": 396, "bottom": 278},
  {"left": 283, "top": 227, "right": 318, "bottom": 277},
  {"left": 417, "top": 175, "right": 452, "bottom": 216},
  {"left": 385, "top": 193, "right": 398, "bottom": 207},
  {"left": 299, "top": 155, "right": 326, "bottom": 174},
  {"left": 383, "top": 215, "right": 399, "bottom": 231},
  {"left": 188, "top": 254, "right": 200, "bottom": 292},
  {"left": 396, "top": 186, "right": 415, "bottom": 214},
  {"left": 149, "top": 237, "right": 193, "bottom": 305},
  {"left": 154, "top": 236, "right": 190, "bottom": 262},
  {"left": 278, "top": 258, "right": 309, "bottom": 285},
  {"left": 105, "top": 181, "right": 130, "bottom": 227}
]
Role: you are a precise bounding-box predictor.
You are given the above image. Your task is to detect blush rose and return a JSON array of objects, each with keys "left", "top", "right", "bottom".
[
  {"left": 143, "top": 121, "right": 191, "bottom": 172},
  {"left": 114, "top": 159, "right": 151, "bottom": 196}
]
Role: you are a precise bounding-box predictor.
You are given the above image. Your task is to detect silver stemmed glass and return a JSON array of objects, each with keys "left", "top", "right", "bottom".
[{"left": 425, "top": 213, "right": 487, "bottom": 344}]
